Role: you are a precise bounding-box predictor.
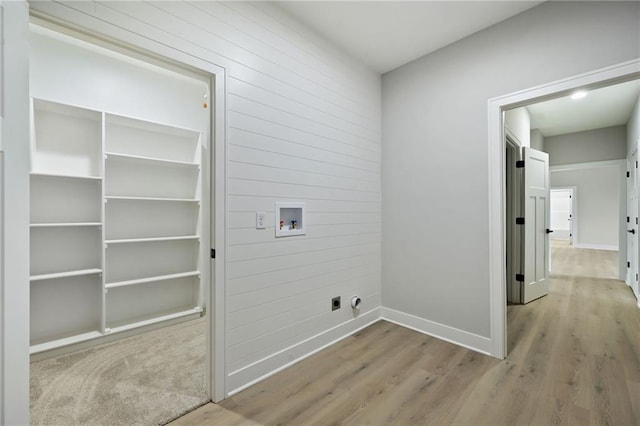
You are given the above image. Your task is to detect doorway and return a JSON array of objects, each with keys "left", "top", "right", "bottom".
[
  {"left": 550, "top": 188, "right": 575, "bottom": 245},
  {"left": 27, "top": 20, "right": 223, "bottom": 423},
  {"left": 488, "top": 59, "right": 640, "bottom": 359}
]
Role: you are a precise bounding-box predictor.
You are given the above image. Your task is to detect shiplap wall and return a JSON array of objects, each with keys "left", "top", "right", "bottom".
[{"left": 30, "top": 1, "right": 382, "bottom": 394}]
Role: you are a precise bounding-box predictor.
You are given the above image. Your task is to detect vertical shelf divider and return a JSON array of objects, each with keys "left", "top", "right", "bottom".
[
  {"left": 196, "top": 134, "right": 203, "bottom": 310},
  {"left": 100, "top": 111, "right": 107, "bottom": 334}
]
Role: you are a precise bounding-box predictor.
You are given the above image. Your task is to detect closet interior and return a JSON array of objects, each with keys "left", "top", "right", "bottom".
[{"left": 29, "top": 97, "right": 204, "bottom": 353}]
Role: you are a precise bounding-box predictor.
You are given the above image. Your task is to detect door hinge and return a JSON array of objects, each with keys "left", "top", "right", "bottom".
[
  {"left": 515, "top": 217, "right": 525, "bottom": 225},
  {"left": 627, "top": 171, "right": 630, "bottom": 178},
  {"left": 210, "top": 248, "right": 216, "bottom": 259},
  {"left": 516, "top": 274, "right": 525, "bottom": 282},
  {"left": 627, "top": 261, "right": 630, "bottom": 268},
  {"left": 516, "top": 160, "right": 525, "bottom": 168},
  {"left": 636, "top": 217, "right": 638, "bottom": 225},
  {"left": 636, "top": 160, "right": 638, "bottom": 168},
  {"left": 636, "top": 273, "right": 638, "bottom": 281},
  {"left": 627, "top": 216, "right": 630, "bottom": 223}
]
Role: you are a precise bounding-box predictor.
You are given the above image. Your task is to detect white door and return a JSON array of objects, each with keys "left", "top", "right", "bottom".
[
  {"left": 550, "top": 189, "right": 572, "bottom": 242},
  {"left": 521, "top": 147, "right": 550, "bottom": 304},
  {"left": 627, "top": 151, "right": 639, "bottom": 298}
]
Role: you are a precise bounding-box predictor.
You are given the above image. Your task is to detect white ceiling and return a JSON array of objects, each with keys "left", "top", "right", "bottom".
[
  {"left": 275, "top": 1, "right": 543, "bottom": 74},
  {"left": 273, "top": 1, "right": 640, "bottom": 138},
  {"left": 527, "top": 80, "right": 640, "bottom": 137}
]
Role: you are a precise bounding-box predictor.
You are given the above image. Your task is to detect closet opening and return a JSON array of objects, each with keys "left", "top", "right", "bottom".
[{"left": 27, "top": 18, "right": 224, "bottom": 424}]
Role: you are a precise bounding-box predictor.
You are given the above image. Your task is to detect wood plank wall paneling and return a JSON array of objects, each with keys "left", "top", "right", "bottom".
[{"left": 31, "top": 0, "right": 382, "bottom": 393}]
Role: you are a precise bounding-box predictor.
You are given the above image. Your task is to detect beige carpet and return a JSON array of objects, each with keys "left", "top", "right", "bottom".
[{"left": 30, "top": 318, "right": 208, "bottom": 426}]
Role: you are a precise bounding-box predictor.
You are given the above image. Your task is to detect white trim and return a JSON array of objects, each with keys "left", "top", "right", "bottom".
[
  {"left": 226, "top": 304, "right": 495, "bottom": 396},
  {"left": 212, "top": 66, "right": 227, "bottom": 403},
  {"left": 626, "top": 150, "right": 638, "bottom": 287},
  {"left": 573, "top": 243, "right": 618, "bottom": 251},
  {"left": 550, "top": 159, "right": 624, "bottom": 172},
  {"left": 488, "top": 58, "right": 640, "bottom": 359},
  {"left": 505, "top": 136, "right": 523, "bottom": 304},
  {"left": 0, "top": 149, "right": 4, "bottom": 424},
  {"left": 28, "top": 8, "right": 229, "bottom": 402},
  {"left": 227, "top": 308, "right": 382, "bottom": 395},
  {"left": 504, "top": 125, "right": 522, "bottom": 147},
  {"left": 381, "top": 307, "right": 492, "bottom": 355},
  {"left": 1, "top": 2, "right": 30, "bottom": 423}
]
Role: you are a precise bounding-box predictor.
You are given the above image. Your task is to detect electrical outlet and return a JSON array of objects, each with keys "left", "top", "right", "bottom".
[
  {"left": 256, "top": 212, "right": 266, "bottom": 229},
  {"left": 331, "top": 296, "right": 341, "bottom": 311}
]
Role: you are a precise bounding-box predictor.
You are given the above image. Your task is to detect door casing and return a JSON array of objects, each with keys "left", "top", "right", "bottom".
[
  {"left": 488, "top": 58, "right": 640, "bottom": 359},
  {"left": 31, "top": 15, "right": 227, "bottom": 401},
  {"left": 627, "top": 150, "right": 639, "bottom": 297},
  {"left": 505, "top": 134, "right": 522, "bottom": 304},
  {"left": 0, "top": 8, "right": 228, "bottom": 421}
]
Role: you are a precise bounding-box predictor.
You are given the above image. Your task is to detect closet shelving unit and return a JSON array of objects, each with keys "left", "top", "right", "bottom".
[{"left": 29, "top": 98, "right": 204, "bottom": 354}]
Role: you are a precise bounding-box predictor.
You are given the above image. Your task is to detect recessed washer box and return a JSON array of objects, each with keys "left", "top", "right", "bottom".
[{"left": 275, "top": 202, "right": 305, "bottom": 238}]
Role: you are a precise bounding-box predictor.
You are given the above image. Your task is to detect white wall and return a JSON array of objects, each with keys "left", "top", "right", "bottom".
[
  {"left": 1, "top": 1, "right": 30, "bottom": 424},
  {"left": 546, "top": 126, "right": 627, "bottom": 272},
  {"left": 551, "top": 163, "right": 623, "bottom": 250},
  {"left": 629, "top": 94, "right": 640, "bottom": 155},
  {"left": 382, "top": 1, "right": 639, "bottom": 342},
  {"left": 504, "top": 107, "right": 530, "bottom": 147},
  {"left": 30, "top": 27, "right": 209, "bottom": 133},
  {"left": 530, "top": 129, "right": 544, "bottom": 151},
  {"left": 545, "top": 126, "right": 627, "bottom": 165},
  {"left": 24, "top": 0, "right": 382, "bottom": 398}
]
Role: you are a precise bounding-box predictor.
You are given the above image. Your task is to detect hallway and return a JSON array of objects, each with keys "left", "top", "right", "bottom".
[
  {"left": 549, "top": 239, "right": 618, "bottom": 279},
  {"left": 505, "top": 240, "right": 638, "bottom": 424}
]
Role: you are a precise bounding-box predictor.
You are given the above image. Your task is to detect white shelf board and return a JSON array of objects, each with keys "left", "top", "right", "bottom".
[
  {"left": 106, "top": 270, "right": 200, "bottom": 289},
  {"left": 30, "top": 330, "right": 103, "bottom": 355},
  {"left": 30, "top": 172, "right": 102, "bottom": 181},
  {"left": 30, "top": 268, "right": 103, "bottom": 282},
  {"left": 105, "top": 196, "right": 200, "bottom": 203},
  {"left": 107, "top": 308, "right": 203, "bottom": 334},
  {"left": 30, "top": 222, "right": 102, "bottom": 228},
  {"left": 105, "top": 152, "right": 198, "bottom": 167},
  {"left": 105, "top": 235, "right": 199, "bottom": 245}
]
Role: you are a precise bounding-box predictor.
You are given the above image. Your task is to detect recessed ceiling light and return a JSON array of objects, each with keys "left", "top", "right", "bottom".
[{"left": 571, "top": 90, "right": 588, "bottom": 100}]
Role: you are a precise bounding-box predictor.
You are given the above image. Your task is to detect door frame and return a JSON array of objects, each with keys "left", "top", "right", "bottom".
[
  {"left": 549, "top": 186, "right": 577, "bottom": 245},
  {"left": 504, "top": 134, "right": 522, "bottom": 304},
  {"left": 487, "top": 58, "right": 640, "bottom": 359},
  {"left": 1, "top": 7, "right": 228, "bottom": 421},
  {"left": 627, "top": 149, "right": 638, "bottom": 291},
  {"left": 28, "top": 13, "right": 228, "bottom": 401}
]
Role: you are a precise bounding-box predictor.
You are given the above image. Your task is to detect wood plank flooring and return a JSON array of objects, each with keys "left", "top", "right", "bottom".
[{"left": 172, "top": 242, "right": 640, "bottom": 425}]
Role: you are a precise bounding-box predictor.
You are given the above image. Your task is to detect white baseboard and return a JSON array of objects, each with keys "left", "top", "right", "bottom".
[
  {"left": 574, "top": 243, "right": 618, "bottom": 251},
  {"left": 381, "top": 307, "right": 492, "bottom": 356},
  {"left": 226, "top": 307, "right": 382, "bottom": 395},
  {"left": 226, "top": 306, "right": 496, "bottom": 396}
]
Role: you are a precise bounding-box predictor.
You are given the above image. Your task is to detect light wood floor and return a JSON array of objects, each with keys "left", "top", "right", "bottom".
[{"left": 172, "top": 242, "right": 640, "bottom": 425}]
